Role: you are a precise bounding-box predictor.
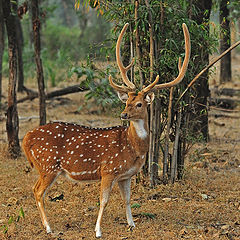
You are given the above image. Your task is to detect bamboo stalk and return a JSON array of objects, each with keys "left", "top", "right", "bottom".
[
  {"left": 170, "top": 110, "right": 182, "bottom": 184},
  {"left": 134, "top": 0, "right": 144, "bottom": 87},
  {"left": 129, "top": 23, "right": 134, "bottom": 82},
  {"left": 148, "top": 101, "right": 154, "bottom": 184},
  {"left": 163, "top": 87, "right": 174, "bottom": 183},
  {"left": 145, "top": 0, "right": 154, "bottom": 82}
]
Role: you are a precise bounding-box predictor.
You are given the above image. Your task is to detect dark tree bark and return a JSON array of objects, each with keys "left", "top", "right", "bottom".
[
  {"left": 0, "top": 0, "right": 4, "bottom": 107},
  {"left": 2, "top": 0, "right": 21, "bottom": 158},
  {"left": 220, "top": 0, "right": 231, "bottom": 83},
  {"left": 31, "top": 0, "right": 46, "bottom": 125},
  {"left": 11, "top": 0, "right": 25, "bottom": 92},
  {"left": 16, "top": 17, "right": 25, "bottom": 92},
  {"left": 191, "top": 0, "right": 212, "bottom": 141}
]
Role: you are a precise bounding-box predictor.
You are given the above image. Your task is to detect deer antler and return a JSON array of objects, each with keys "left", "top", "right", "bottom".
[
  {"left": 109, "top": 23, "right": 136, "bottom": 93},
  {"left": 110, "top": 23, "right": 190, "bottom": 94},
  {"left": 142, "top": 23, "right": 190, "bottom": 92}
]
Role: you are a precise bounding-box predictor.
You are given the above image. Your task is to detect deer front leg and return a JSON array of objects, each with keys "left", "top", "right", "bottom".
[
  {"left": 95, "top": 176, "right": 114, "bottom": 238},
  {"left": 33, "top": 173, "right": 59, "bottom": 234},
  {"left": 118, "top": 178, "right": 135, "bottom": 228}
]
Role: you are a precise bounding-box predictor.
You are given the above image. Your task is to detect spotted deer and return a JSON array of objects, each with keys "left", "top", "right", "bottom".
[{"left": 22, "top": 23, "right": 190, "bottom": 238}]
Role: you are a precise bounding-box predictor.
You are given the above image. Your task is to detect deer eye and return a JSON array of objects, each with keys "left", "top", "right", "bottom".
[{"left": 136, "top": 103, "right": 142, "bottom": 108}]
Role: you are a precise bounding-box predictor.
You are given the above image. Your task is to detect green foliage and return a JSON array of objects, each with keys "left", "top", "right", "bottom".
[
  {"left": 1, "top": 207, "right": 25, "bottom": 235},
  {"left": 228, "top": 0, "right": 240, "bottom": 20},
  {"left": 42, "top": 20, "right": 81, "bottom": 61},
  {"left": 68, "top": 61, "right": 120, "bottom": 112},
  {"left": 131, "top": 203, "right": 141, "bottom": 209},
  {"left": 6, "top": 1, "right": 112, "bottom": 86}
]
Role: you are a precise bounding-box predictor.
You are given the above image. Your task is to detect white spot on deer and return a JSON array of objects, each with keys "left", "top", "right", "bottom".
[
  {"left": 76, "top": 145, "right": 79, "bottom": 149},
  {"left": 71, "top": 151, "right": 74, "bottom": 154},
  {"left": 66, "top": 161, "right": 69, "bottom": 164},
  {"left": 115, "top": 153, "right": 118, "bottom": 157},
  {"left": 56, "top": 126, "right": 59, "bottom": 128},
  {"left": 83, "top": 159, "right": 87, "bottom": 162}
]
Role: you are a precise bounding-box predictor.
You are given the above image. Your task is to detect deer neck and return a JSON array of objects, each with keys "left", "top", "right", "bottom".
[{"left": 127, "top": 119, "right": 149, "bottom": 155}]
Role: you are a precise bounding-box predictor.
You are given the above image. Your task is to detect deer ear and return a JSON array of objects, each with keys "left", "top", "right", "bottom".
[
  {"left": 144, "top": 92, "right": 155, "bottom": 104},
  {"left": 117, "top": 91, "right": 129, "bottom": 103}
]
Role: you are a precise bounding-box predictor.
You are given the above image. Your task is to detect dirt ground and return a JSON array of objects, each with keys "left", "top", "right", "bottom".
[{"left": 0, "top": 55, "right": 240, "bottom": 240}]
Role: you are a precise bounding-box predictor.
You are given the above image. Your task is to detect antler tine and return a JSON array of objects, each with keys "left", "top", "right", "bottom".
[
  {"left": 154, "top": 23, "right": 191, "bottom": 90},
  {"left": 108, "top": 75, "right": 133, "bottom": 93},
  {"left": 116, "top": 23, "right": 136, "bottom": 90},
  {"left": 178, "top": 57, "right": 182, "bottom": 72},
  {"left": 141, "top": 75, "right": 159, "bottom": 93}
]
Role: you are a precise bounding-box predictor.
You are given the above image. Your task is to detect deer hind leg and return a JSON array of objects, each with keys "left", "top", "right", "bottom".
[
  {"left": 33, "top": 172, "right": 60, "bottom": 234},
  {"left": 118, "top": 178, "right": 135, "bottom": 228},
  {"left": 95, "top": 176, "right": 114, "bottom": 238}
]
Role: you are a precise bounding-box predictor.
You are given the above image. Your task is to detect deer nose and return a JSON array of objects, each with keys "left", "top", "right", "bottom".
[{"left": 121, "top": 112, "right": 128, "bottom": 120}]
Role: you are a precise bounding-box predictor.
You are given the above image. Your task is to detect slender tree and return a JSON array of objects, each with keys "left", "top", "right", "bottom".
[
  {"left": 31, "top": 0, "right": 46, "bottom": 125},
  {"left": 2, "top": 0, "right": 21, "bottom": 158},
  {"left": 0, "top": 0, "right": 4, "bottom": 107},
  {"left": 220, "top": 0, "right": 231, "bottom": 83},
  {"left": 190, "top": 0, "right": 212, "bottom": 141},
  {"left": 11, "top": 0, "right": 25, "bottom": 92}
]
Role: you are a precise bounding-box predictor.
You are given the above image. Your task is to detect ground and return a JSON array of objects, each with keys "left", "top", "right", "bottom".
[{"left": 0, "top": 55, "right": 240, "bottom": 240}]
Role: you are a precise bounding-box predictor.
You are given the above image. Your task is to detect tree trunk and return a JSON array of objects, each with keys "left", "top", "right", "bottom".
[
  {"left": 0, "top": 0, "right": 4, "bottom": 107},
  {"left": 12, "top": 0, "right": 25, "bottom": 92},
  {"left": 3, "top": 0, "right": 21, "bottom": 158},
  {"left": 16, "top": 17, "right": 25, "bottom": 92},
  {"left": 220, "top": 0, "right": 231, "bottom": 83},
  {"left": 31, "top": 0, "right": 46, "bottom": 125},
  {"left": 191, "top": 0, "right": 212, "bottom": 141}
]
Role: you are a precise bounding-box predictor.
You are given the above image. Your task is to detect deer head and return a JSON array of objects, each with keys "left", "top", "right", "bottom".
[{"left": 109, "top": 22, "right": 191, "bottom": 117}]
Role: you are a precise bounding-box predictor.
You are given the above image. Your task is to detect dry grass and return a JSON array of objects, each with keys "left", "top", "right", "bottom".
[{"left": 0, "top": 56, "right": 240, "bottom": 239}]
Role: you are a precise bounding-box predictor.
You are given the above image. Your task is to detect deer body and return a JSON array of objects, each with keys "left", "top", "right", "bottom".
[
  {"left": 23, "top": 121, "right": 148, "bottom": 183},
  {"left": 23, "top": 23, "right": 190, "bottom": 238}
]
